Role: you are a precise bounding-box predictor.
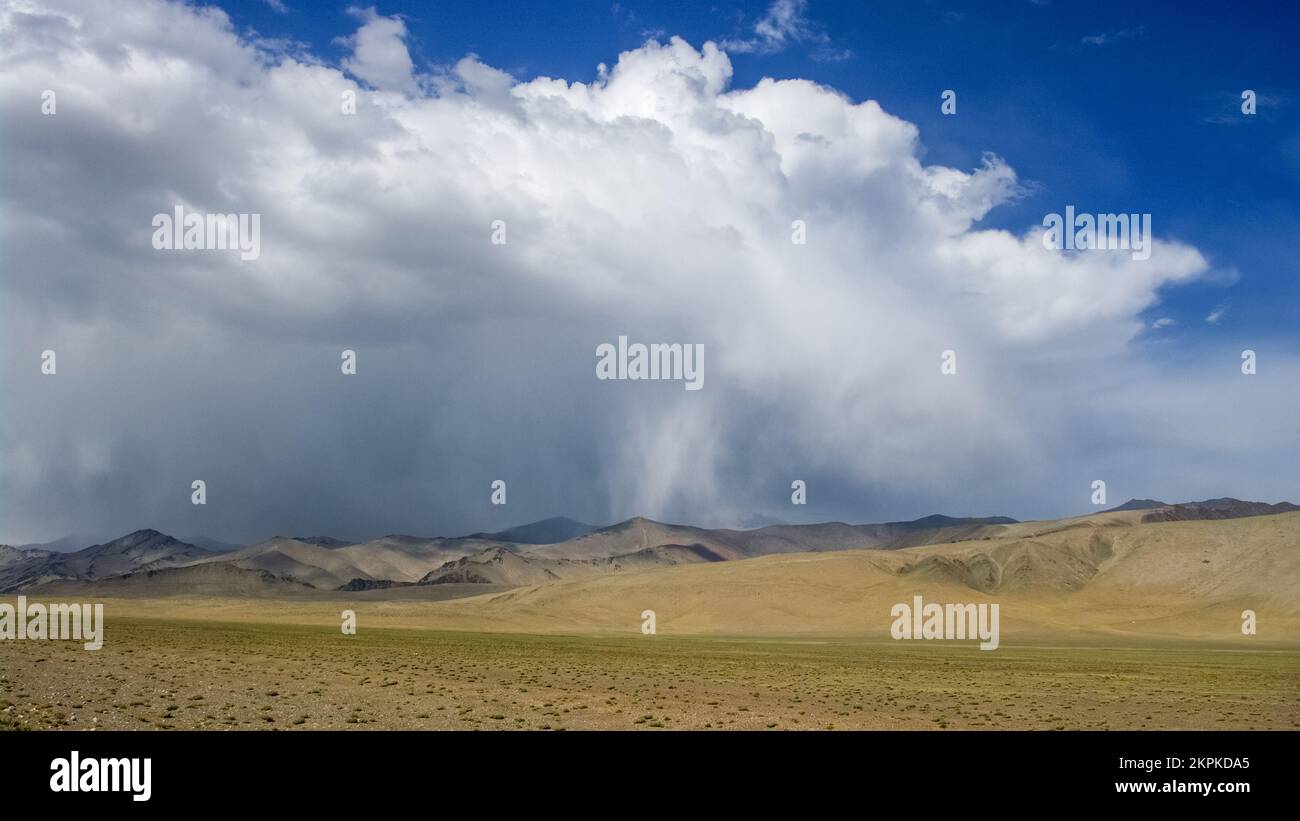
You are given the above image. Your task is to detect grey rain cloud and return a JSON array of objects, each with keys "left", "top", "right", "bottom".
[{"left": 2, "top": 0, "right": 1297, "bottom": 545}]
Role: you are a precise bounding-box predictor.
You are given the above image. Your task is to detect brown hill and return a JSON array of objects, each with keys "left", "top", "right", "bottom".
[
  {"left": 415, "top": 512, "right": 1300, "bottom": 642},
  {"left": 186, "top": 537, "right": 371, "bottom": 590},
  {"left": 419, "top": 543, "right": 725, "bottom": 586},
  {"left": 521, "top": 514, "right": 1018, "bottom": 562},
  {"left": 32, "top": 562, "right": 315, "bottom": 598}
]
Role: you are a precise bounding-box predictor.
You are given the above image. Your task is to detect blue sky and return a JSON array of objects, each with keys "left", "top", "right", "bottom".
[{"left": 223, "top": 0, "right": 1300, "bottom": 344}]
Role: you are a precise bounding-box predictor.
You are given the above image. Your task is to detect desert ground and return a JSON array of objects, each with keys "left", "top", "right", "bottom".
[
  {"left": 3, "top": 615, "right": 1296, "bottom": 731},
  {"left": 3, "top": 511, "right": 1298, "bottom": 730}
]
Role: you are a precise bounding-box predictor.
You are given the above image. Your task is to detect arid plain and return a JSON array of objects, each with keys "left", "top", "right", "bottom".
[{"left": 3, "top": 506, "right": 1298, "bottom": 730}]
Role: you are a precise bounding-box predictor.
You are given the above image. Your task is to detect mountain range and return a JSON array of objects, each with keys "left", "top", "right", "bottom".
[{"left": 3, "top": 498, "right": 1295, "bottom": 596}]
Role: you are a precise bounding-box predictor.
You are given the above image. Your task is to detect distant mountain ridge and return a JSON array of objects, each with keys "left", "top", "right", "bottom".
[
  {"left": 468, "top": 516, "right": 597, "bottom": 545},
  {"left": 1107, "top": 498, "right": 1169, "bottom": 512},
  {"left": 291, "top": 536, "right": 356, "bottom": 549},
  {"left": 1106, "top": 497, "right": 1300, "bottom": 521},
  {"left": 1140, "top": 498, "right": 1300, "bottom": 522},
  {"left": 4, "top": 499, "right": 1293, "bottom": 595},
  {"left": 0, "top": 529, "right": 213, "bottom": 592},
  {"left": 182, "top": 536, "right": 244, "bottom": 553},
  {"left": 17, "top": 533, "right": 103, "bottom": 553}
]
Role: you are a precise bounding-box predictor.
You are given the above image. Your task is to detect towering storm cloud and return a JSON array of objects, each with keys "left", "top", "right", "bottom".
[{"left": 1, "top": 1, "right": 1295, "bottom": 543}]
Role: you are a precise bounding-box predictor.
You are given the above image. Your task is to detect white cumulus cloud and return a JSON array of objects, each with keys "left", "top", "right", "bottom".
[
  {"left": 0, "top": 0, "right": 1295, "bottom": 543},
  {"left": 340, "top": 6, "right": 417, "bottom": 93}
]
